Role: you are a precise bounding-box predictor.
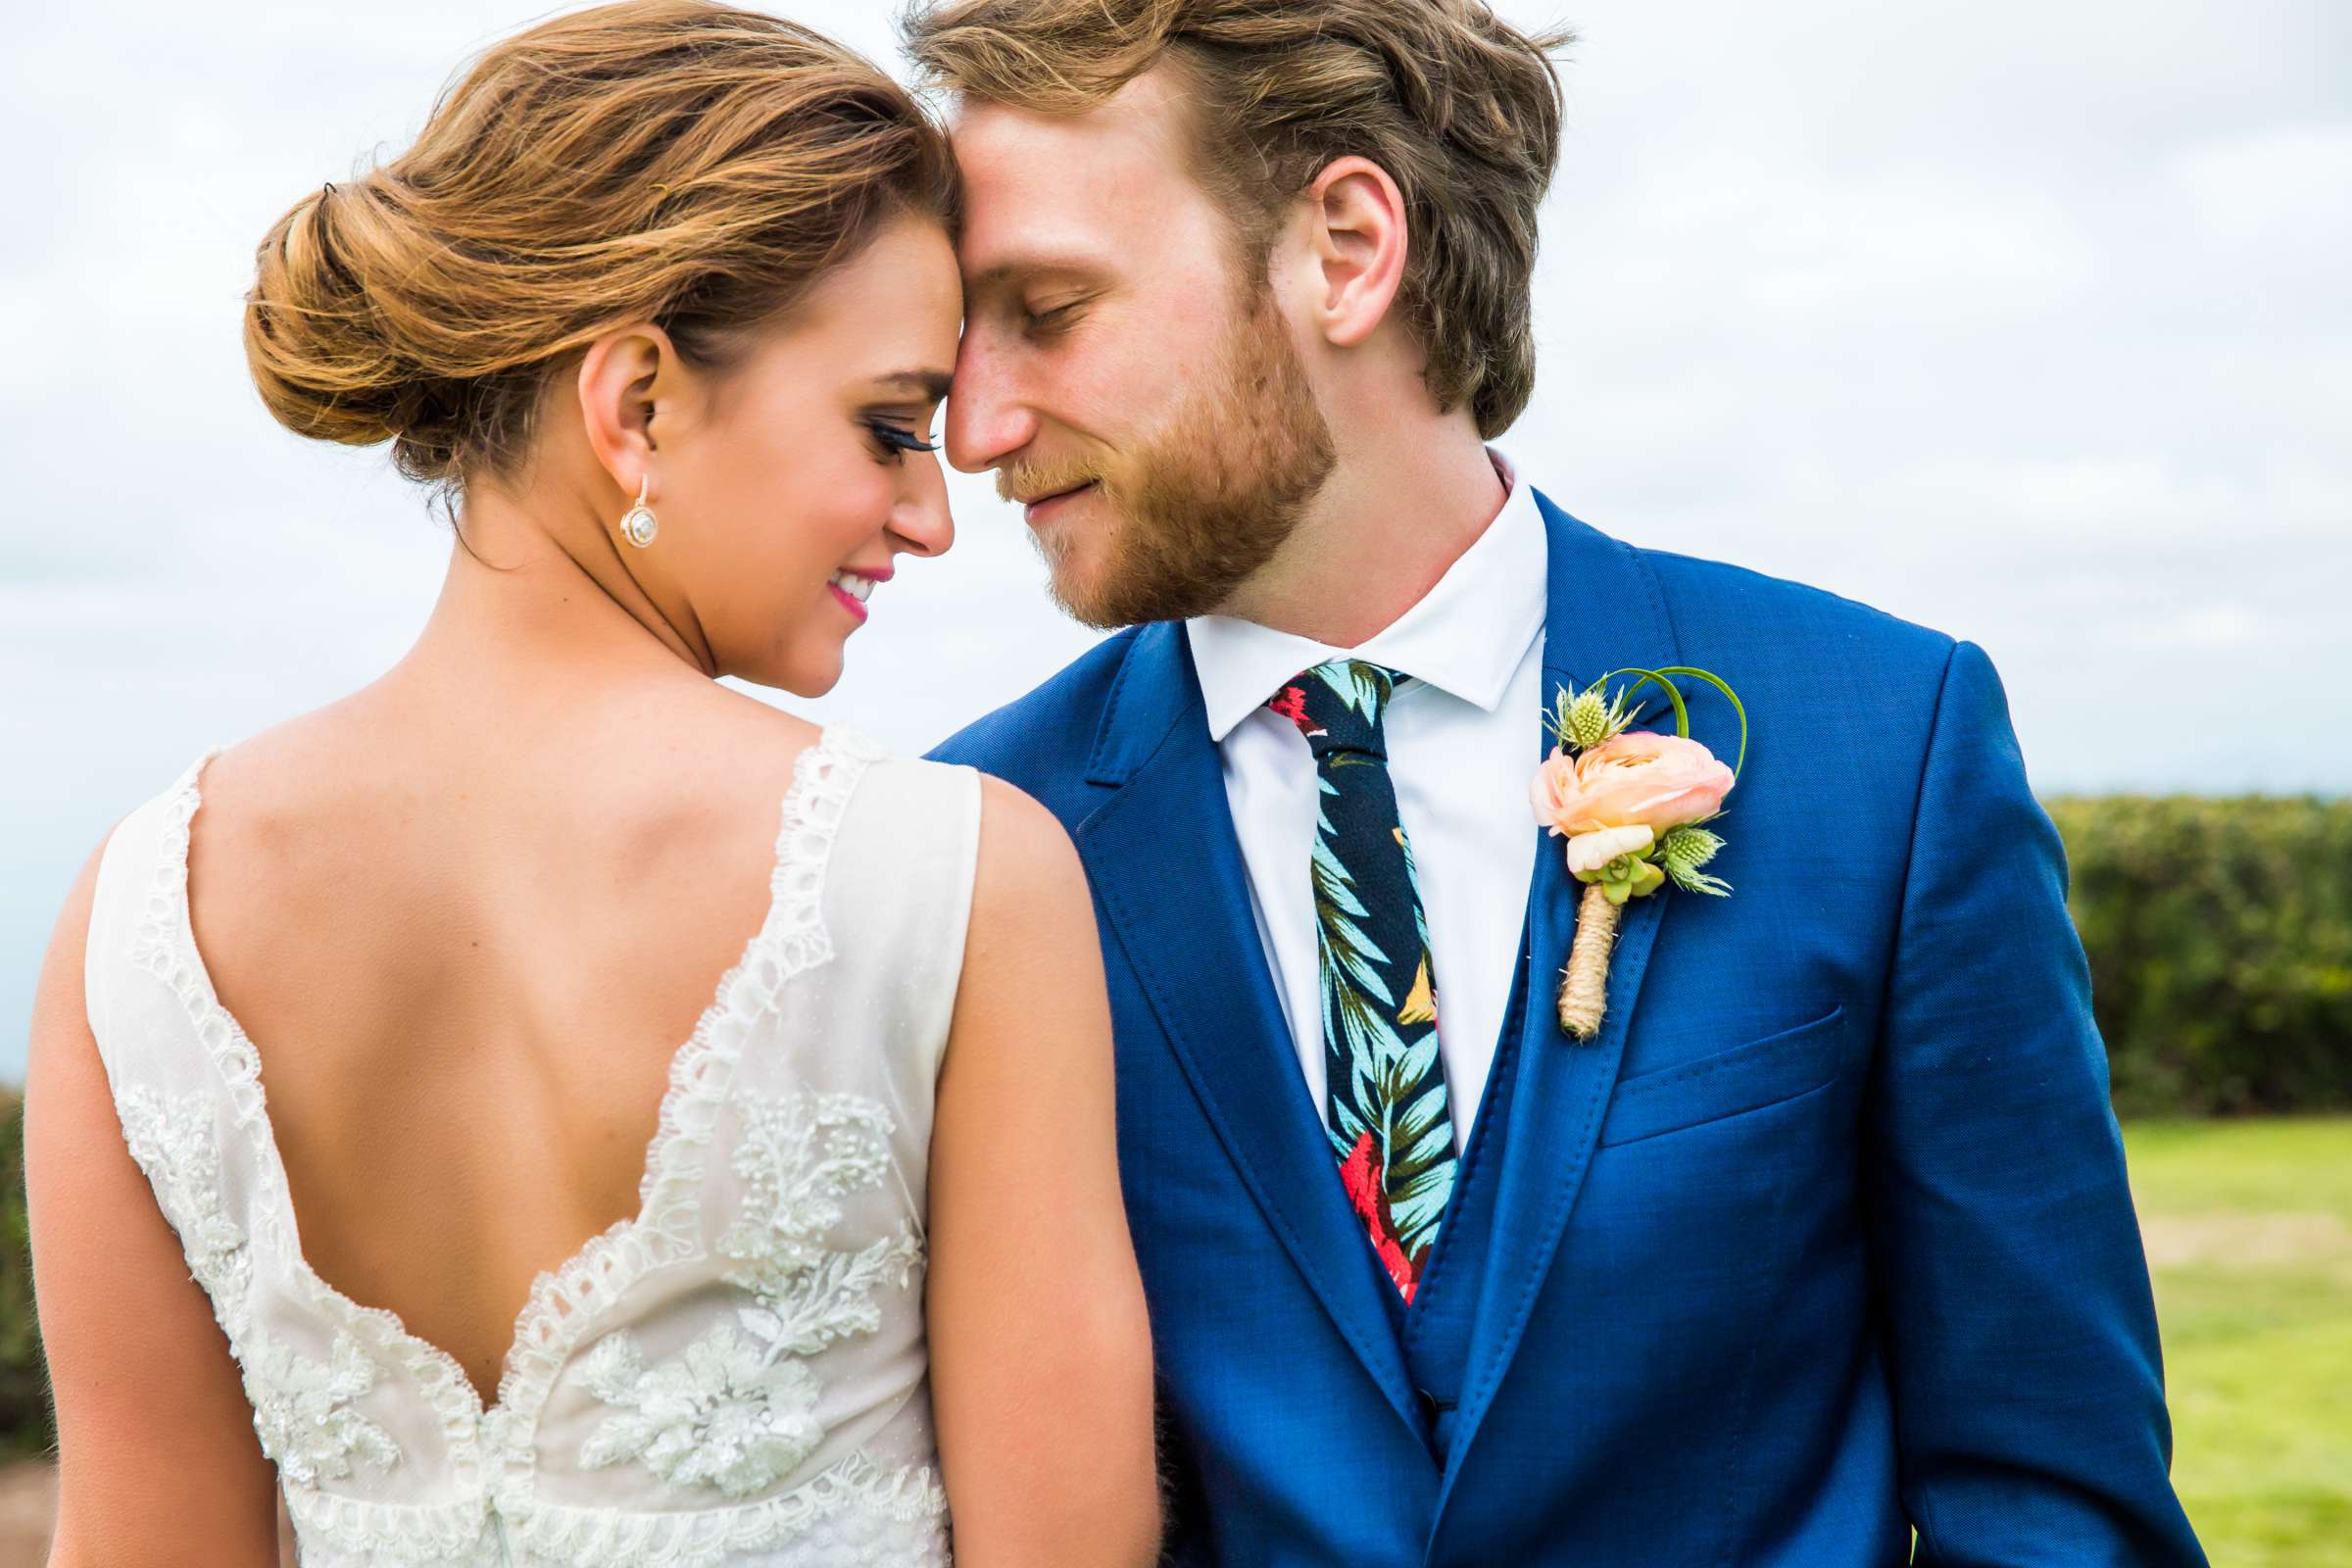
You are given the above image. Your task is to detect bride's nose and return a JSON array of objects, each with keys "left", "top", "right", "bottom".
[{"left": 888, "top": 479, "right": 954, "bottom": 560}]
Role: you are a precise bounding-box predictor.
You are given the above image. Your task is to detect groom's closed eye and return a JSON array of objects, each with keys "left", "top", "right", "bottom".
[
  {"left": 1023, "top": 298, "right": 1091, "bottom": 338},
  {"left": 961, "top": 252, "right": 1110, "bottom": 324}
]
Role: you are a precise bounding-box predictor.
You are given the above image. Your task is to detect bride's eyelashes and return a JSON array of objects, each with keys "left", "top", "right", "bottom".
[{"left": 863, "top": 417, "right": 939, "bottom": 464}]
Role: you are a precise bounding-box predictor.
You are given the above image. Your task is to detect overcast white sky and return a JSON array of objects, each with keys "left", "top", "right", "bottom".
[{"left": 3, "top": 1, "right": 2347, "bottom": 1075}]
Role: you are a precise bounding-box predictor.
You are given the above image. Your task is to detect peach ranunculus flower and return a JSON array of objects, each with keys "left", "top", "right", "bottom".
[{"left": 1529, "top": 730, "right": 1735, "bottom": 877}]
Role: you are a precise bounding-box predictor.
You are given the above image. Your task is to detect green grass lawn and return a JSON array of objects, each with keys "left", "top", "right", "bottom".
[{"left": 2124, "top": 1116, "right": 2352, "bottom": 1566}]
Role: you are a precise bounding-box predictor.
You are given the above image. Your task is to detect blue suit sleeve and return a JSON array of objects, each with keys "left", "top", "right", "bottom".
[{"left": 1868, "top": 640, "right": 2206, "bottom": 1566}]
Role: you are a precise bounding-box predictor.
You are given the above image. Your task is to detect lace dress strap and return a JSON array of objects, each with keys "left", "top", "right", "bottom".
[
  {"left": 84, "top": 751, "right": 327, "bottom": 1351},
  {"left": 80, "top": 751, "right": 283, "bottom": 1368},
  {"left": 815, "top": 752, "right": 986, "bottom": 1093}
]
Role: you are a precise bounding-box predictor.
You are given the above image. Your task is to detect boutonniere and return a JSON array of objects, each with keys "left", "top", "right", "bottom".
[{"left": 1529, "top": 667, "right": 1749, "bottom": 1040}]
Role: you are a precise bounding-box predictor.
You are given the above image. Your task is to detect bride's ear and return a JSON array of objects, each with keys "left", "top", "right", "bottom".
[{"left": 576, "top": 325, "right": 678, "bottom": 499}]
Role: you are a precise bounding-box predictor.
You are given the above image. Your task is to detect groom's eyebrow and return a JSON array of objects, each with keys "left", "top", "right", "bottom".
[
  {"left": 964, "top": 261, "right": 1030, "bottom": 294},
  {"left": 963, "top": 253, "right": 1104, "bottom": 299}
]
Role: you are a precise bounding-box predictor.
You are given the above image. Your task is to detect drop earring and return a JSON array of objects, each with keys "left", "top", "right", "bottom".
[{"left": 620, "top": 475, "right": 659, "bottom": 548}]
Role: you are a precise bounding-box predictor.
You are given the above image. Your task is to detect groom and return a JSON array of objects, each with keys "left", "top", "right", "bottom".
[{"left": 912, "top": 2, "right": 2206, "bottom": 1563}]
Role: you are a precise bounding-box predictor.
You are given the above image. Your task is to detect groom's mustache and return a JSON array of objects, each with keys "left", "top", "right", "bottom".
[{"left": 998, "top": 456, "right": 1106, "bottom": 509}]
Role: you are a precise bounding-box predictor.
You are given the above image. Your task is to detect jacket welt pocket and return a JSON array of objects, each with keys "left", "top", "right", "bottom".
[{"left": 1597, "top": 1004, "right": 1847, "bottom": 1148}]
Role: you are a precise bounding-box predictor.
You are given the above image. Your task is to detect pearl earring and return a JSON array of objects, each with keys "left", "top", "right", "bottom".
[{"left": 620, "top": 475, "right": 659, "bottom": 548}]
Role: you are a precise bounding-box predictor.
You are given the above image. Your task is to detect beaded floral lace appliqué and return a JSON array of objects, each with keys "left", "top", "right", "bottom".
[
  {"left": 114, "top": 1085, "right": 249, "bottom": 1309},
  {"left": 243, "top": 1330, "right": 402, "bottom": 1488},
  {"left": 577, "top": 1091, "right": 922, "bottom": 1498},
  {"left": 113, "top": 1086, "right": 401, "bottom": 1488}
]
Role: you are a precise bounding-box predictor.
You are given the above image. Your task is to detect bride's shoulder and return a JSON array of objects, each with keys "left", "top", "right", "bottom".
[
  {"left": 154, "top": 711, "right": 362, "bottom": 850},
  {"left": 965, "top": 774, "right": 1087, "bottom": 938}
]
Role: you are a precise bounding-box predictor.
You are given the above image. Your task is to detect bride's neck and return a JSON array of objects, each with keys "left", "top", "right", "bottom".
[{"left": 394, "top": 481, "right": 717, "bottom": 702}]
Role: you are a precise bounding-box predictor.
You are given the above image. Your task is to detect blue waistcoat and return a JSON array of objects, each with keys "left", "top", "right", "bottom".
[
  {"left": 929, "top": 493, "right": 2205, "bottom": 1567},
  {"left": 1374, "top": 941, "right": 1529, "bottom": 1466}
]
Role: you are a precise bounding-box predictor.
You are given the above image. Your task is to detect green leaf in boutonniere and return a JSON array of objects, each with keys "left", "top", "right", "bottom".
[{"left": 1592, "top": 849, "right": 1667, "bottom": 906}]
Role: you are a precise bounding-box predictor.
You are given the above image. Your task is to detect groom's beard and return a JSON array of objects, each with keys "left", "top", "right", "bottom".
[{"left": 1002, "top": 282, "right": 1338, "bottom": 630}]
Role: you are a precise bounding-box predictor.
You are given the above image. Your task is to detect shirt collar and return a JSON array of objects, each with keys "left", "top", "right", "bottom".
[{"left": 1186, "top": 447, "right": 1548, "bottom": 743}]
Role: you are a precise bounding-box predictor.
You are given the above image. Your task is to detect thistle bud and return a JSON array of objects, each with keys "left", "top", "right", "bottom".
[
  {"left": 1658, "top": 825, "right": 1732, "bottom": 897},
  {"left": 1565, "top": 688, "right": 1613, "bottom": 751}
]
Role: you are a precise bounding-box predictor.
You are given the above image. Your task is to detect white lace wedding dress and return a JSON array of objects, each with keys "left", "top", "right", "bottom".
[{"left": 80, "top": 726, "right": 978, "bottom": 1566}]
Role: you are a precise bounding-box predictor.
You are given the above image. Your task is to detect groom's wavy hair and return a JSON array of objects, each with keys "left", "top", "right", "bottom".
[
  {"left": 245, "top": 0, "right": 956, "bottom": 496},
  {"left": 904, "top": 0, "right": 1569, "bottom": 439}
]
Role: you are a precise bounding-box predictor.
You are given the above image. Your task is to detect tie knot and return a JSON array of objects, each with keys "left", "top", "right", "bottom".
[{"left": 1267, "top": 661, "right": 1403, "bottom": 760}]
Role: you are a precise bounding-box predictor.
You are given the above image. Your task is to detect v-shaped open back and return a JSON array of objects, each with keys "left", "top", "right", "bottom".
[
  {"left": 163, "top": 733, "right": 848, "bottom": 1418},
  {"left": 81, "top": 725, "right": 983, "bottom": 1567}
]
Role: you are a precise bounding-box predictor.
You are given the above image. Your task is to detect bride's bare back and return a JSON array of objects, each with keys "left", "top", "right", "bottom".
[{"left": 187, "top": 683, "right": 816, "bottom": 1409}]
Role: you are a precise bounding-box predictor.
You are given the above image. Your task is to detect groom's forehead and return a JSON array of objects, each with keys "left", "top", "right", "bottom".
[{"left": 951, "top": 71, "right": 1212, "bottom": 270}]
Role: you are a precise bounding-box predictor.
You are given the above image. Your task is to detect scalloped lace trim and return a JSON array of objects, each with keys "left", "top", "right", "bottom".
[{"left": 128, "top": 726, "right": 887, "bottom": 1524}]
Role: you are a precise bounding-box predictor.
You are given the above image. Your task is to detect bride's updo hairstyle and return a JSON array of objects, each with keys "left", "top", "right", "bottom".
[{"left": 245, "top": 0, "right": 956, "bottom": 495}]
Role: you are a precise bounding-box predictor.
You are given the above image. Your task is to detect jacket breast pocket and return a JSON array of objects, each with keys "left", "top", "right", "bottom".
[{"left": 1597, "top": 1004, "right": 1847, "bottom": 1148}]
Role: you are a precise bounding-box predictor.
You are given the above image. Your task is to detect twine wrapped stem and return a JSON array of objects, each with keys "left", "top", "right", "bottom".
[{"left": 1557, "top": 883, "right": 1623, "bottom": 1040}]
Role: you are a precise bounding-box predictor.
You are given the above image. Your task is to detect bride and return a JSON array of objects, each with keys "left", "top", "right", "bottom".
[{"left": 20, "top": 3, "right": 1158, "bottom": 1563}]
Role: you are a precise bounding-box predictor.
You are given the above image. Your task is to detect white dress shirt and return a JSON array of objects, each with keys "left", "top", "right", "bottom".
[{"left": 1186, "top": 450, "right": 1548, "bottom": 1152}]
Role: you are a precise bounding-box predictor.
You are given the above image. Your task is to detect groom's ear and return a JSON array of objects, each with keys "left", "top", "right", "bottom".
[{"left": 1298, "top": 156, "right": 1409, "bottom": 350}]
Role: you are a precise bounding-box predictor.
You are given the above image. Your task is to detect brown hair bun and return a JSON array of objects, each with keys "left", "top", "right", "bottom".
[{"left": 245, "top": 0, "right": 956, "bottom": 492}]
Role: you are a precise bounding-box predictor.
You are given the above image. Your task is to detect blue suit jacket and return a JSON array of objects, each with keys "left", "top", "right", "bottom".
[{"left": 930, "top": 494, "right": 2204, "bottom": 1567}]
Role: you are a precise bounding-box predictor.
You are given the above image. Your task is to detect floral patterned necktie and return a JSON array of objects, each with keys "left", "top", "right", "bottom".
[{"left": 1269, "top": 661, "right": 1459, "bottom": 1303}]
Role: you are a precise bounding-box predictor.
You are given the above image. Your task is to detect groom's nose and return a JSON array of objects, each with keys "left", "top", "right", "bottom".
[{"left": 944, "top": 332, "right": 1039, "bottom": 475}]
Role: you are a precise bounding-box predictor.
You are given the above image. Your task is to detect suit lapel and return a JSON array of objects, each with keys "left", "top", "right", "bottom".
[
  {"left": 1432, "top": 495, "right": 1686, "bottom": 1522},
  {"left": 1074, "top": 623, "right": 1424, "bottom": 1436}
]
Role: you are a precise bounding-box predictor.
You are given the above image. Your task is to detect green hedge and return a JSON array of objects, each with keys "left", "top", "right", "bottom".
[
  {"left": 0, "top": 796, "right": 2342, "bottom": 1457},
  {"left": 2049, "top": 794, "right": 2352, "bottom": 1118},
  {"left": 0, "top": 1094, "right": 51, "bottom": 1458}
]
